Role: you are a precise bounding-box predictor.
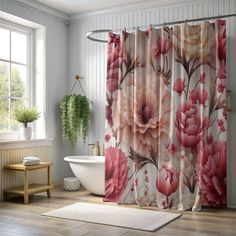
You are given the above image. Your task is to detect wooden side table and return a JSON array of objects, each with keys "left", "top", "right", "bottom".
[{"left": 4, "top": 162, "right": 53, "bottom": 204}]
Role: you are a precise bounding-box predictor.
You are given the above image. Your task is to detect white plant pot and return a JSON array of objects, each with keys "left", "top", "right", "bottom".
[{"left": 20, "top": 127, "right": 32, "bottom": 140}]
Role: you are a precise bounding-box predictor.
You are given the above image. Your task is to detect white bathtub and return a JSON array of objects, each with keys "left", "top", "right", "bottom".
[{"left": 64, "top": 156, "right": 105, "bottom": 195}]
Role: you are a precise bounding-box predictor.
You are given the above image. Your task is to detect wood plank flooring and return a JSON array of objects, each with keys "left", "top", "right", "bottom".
[{"left": 0, "top": 186, "right": 235, "bottom": 236}]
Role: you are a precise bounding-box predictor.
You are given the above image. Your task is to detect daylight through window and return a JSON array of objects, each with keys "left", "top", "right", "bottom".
[{"left": 0, "top": 23, "right": 32, "bottom": 134}]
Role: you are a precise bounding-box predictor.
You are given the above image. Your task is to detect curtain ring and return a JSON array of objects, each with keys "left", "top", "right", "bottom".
[
  {"left": 184, "top": 18, "right": 188, "bottom": 26},
  {"left": 163, "top": 22, "right": 166, "bottom": 29}
]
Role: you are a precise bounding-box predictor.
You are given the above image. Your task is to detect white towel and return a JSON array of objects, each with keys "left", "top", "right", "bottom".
[{"left": 23, "top": 156, "right": 40, "bottom": 166}]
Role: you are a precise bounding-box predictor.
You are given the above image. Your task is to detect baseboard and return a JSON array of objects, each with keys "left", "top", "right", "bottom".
[
  {"left": 52, "top": 181, "right": 63, "bottom": 188},
  {"left": 227, "top": 203, "right": 236, "bottom": 209}
]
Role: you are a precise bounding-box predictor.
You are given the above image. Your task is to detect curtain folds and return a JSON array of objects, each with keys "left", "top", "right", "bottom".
[{"left": 105, "top": 20, "right": 227, "bottom": 211}]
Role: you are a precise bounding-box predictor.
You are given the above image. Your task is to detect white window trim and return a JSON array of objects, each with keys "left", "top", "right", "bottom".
[
  {"left": 0, "top": 19, "right": 34, "bottom": 140},
  {"left": 0, "top": 138, "right": 52, "bottom": 150},
  {"left": 0, "top": 17, "right": 45, "bottom": 142}
]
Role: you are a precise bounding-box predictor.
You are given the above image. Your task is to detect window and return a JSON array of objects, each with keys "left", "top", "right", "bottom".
[
  {"left": 0, "top": 20, "right": 33, "bottom": 139},
  {"left": 0, "top": 12, "right": 46, "bottom": 141}
]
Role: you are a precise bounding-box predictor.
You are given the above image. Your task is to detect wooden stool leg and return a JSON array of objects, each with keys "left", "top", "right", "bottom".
[
  {"left": 24, "top": 169, "right": 29, "bottom": 204},
  {"left": 47, "top": 165, "right": 51, "bottom": 198}
]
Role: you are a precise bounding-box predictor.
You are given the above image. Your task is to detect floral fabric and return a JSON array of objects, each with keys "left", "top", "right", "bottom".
[{"left": 104, "top": 20, "right": 227, "bottom": 211}]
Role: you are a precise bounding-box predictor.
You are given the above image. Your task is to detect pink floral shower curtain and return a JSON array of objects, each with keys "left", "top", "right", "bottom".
[{"left": 105, "top": 20, "right": 227, "bottom": 211}]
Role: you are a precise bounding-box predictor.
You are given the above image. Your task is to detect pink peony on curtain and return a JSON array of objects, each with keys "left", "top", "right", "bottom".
[{"left": 104, "top": 20, "right": 227, "bottom": 211}]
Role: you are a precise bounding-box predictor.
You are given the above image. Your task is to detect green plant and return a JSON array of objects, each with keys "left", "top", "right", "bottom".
[
  {"left": 13, "top": 106, "right": 40, "bottom": 128},
  {"left": 60, "top": 94, "right": 90, "bottom": 144}
]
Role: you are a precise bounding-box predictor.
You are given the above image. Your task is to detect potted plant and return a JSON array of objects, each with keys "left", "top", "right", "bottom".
[
  {"left": 60, "top": 94, "right": 90, "bottom": 144},
  {"left": 13, "top": 106, "right": 40, "bottom": 140}
]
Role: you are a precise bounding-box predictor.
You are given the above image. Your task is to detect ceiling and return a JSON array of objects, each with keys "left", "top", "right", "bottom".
[{"left": 36, "top": 0, "right": 163, "bottom": 14}]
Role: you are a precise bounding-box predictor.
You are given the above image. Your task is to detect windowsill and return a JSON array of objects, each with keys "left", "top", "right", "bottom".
[{"left": 0, "top": 138, "right": 53, "bottom": 149}]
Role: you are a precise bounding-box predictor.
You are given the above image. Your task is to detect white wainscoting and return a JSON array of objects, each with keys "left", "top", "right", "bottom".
[{"left": 68, "top": 0, "right": 236, "bottom": 208}]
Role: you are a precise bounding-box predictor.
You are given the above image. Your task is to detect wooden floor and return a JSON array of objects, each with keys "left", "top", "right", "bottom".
[{"left": 0, "top": 186, "right": 235, "bottom": 236}]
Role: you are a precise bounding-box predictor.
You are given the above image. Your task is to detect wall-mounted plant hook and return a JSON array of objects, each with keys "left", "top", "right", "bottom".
[{"left": 70, "top": 74, "right": 93, "bottom": 104}]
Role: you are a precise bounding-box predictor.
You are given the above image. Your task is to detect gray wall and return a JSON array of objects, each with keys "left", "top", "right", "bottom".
[{"left": 0, "top": 0, "right": 71, "bottom": 182}]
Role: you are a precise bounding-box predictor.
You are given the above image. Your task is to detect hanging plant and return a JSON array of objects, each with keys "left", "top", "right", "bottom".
[
  {"left": 60, "top": 94, "right": 90, "bottom": 144},
  {"left": 79, "top": 96, "right": 90, "bottom": 142}
]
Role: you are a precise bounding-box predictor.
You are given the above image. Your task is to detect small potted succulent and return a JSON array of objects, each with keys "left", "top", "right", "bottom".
[{"left": 13, "top": 106, "right": 40, "bottom": 140}]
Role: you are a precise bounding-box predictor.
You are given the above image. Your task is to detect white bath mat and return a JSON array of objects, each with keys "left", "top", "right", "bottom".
[{"left": 42, "top": 202, "right": 181, "bottom": 232}]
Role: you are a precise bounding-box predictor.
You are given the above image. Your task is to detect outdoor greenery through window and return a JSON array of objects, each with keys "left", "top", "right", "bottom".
[{"left": 0, "top": 23, "right": 31, "bottom": 135}]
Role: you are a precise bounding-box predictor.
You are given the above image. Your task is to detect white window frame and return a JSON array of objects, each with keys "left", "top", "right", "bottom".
[{"left": 0, "top": 19, "right": 34, "bottom": 140}]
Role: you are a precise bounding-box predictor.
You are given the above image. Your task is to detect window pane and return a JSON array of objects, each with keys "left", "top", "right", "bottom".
[
  {"left": 0, "top": 28, "right": 10, "bottom": 60},
  {"left": 0, "top": 99, "right": 9, "bottom": 132},
  {"left": 11, "top": 98, "right": 26, "bottom": 131},
  {"left": 11, "top": 64, "right": 27, "bottom": 98},
  {"left": 0, "top": 62, "right": 9, "bottom": 97},
  {"left": 11, "top": 31, "right": 27, "bottom": 64}
]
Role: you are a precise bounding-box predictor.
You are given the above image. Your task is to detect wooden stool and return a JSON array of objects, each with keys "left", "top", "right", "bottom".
[{"left": 4, "top": 162, "right": 52, "bottom": 204}]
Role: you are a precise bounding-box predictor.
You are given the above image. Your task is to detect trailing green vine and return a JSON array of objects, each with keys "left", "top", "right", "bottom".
[
  {"left": 80, "top": 96, "right": 90, "bottom": 142},
  {"left": 60, "top": 95, "right": 70, "bottom": 141},
  {"left": 60, "top": 94, "right": 90, "bottom": 144}
]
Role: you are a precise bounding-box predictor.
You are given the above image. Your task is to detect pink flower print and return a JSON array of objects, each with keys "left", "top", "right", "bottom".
[
  {"left": 145, "top": 27, "right": 152, "bottom": 38},
  {"left": 104, "top": 134, "right": 111, "bottom": 142},
  {"left": 153, "top": 36, "right": 172, "bottom": 58},
  {"left": 106, "top": 105, "right": 113, "bottom": 127},
  {"left": 207, "top": 134, "right": 213, "bottom": 143},
  {"left": 199, "top": 73, "right": 206, "bottom": 84},
  {"left": 173, "top": 78, "right": 185, "bottom": 95},
  {"left": 107, "top": 49, "right": 122, "bottom": 70},
  {"left": 218, "top": 62, "right": 226, "bottom": 80},
  {"left": 216, "top": 19, "right": 226, "bottom": 28},
  {"left": 217, "top": 119, "right": 226, "bottom": 132},
  {"left": 145, "top": 176, "right": 149, "bottom": 183},
  {"left": 107, "top": 71, "right": 119, "bottom": 93},
  {"left": 144, "top": 190, "right": 148, "bottom": 196},
  {"left": 217, "top": 62, "right": 226, "bottom": 93},
  {"left": 189, "top": 89, "right": 208, "bottom": 106},
  {"left": 175, "top": 102, "right": 210, "bottom": 148},
  {"left": 112, "top": 83, "right": 170, "bottom": 158},
  {"left": 216, "top": 27, "right": 226, "bottom": 62},
  {"left": 167, "top": 143, "right": 177, "bottom": 155},
  {"left": 108, "top": 32, "right": 120, "bottom": 49},
  {"left": 107, "top": 33, "right": 122, "bottom": 94},
  {"left": 131, "top": 183, "right": 134, "bottom": 192},
  {"left": 135, "top": 178, "right": 138, "bottom": 187},
  {"left": 223, "top": 107, "right": 227, "bottom": 120},
  {"left": 218, "top": 84, "right": 225, "bottom": 93},
  {"left": 189, "top": 90, "right": 198, "bottom": 104},
  {"left": 197, "top": 139, "right": 227, "bottom": 207},
  {"left": 144, "top": 169, "right": 148, "bottom": 175},
  {"left": 196, "top": 88, "right": 208, "bottom": 106},
  {"left": 156, "top": 166, "right": 179, "bottom": 197},
  {"left": 104, "top": 147, "right": 129, "bottom": 202}
]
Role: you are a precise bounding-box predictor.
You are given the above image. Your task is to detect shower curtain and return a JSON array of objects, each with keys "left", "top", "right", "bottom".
[{"left": 105, "top": 20, "right": 227, "bottom": 211}]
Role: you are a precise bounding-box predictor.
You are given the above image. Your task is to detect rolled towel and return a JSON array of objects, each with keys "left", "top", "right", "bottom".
[{"left": 23, "top": 156, "right": 40, "bottom": 166}]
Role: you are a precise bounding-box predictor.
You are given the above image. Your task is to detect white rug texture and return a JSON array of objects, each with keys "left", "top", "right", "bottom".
[{"left": 42, "top": 202, "right": 181, "bottom": 232}]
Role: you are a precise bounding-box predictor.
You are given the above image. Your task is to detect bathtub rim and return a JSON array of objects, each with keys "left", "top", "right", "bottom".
[{"left": 64, "top": 156, "right": 105, "bottom": 164}]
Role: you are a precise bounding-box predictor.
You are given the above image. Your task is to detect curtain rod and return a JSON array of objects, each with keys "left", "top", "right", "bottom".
[{"left": 86, "top": 13, "right": 236, "bottom": 43}]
